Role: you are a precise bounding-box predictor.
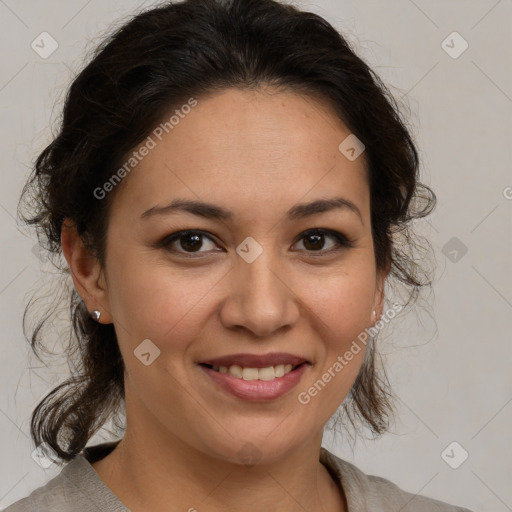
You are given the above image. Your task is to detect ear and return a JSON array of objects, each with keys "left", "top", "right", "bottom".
[
  {"left": 371, "top": 265, "right": 389, "bottom": 325},
  {"left": 61, "top": 218, "right": 113, "bottom": 324}
]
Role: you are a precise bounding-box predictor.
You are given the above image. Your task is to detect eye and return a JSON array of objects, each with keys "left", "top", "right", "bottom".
[
  {"left": 158, "top": 228, "right": 355, "bottom": 258},
  {"left": 160, "top": 230, "right": 222, "bottom": 256},
  {"left": 292, "top": 229, "right": 354, "bottom": 255}
]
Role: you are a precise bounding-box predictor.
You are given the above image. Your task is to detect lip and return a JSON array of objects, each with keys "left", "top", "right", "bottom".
[
  {"left": 199, "top": 352, "right": 309, "bottom": 368},
  {"left": 199, "top": 362, "right": 309, "bottom": 402}
]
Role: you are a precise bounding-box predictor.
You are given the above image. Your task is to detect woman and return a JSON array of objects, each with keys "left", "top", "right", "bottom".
[{"left": 6, "top": 0, "right": 473, "bottom": 510}]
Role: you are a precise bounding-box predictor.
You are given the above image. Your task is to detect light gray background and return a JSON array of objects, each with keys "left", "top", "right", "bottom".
[{"left": 1, "top": 1, "right": 511, "bottom": 510}]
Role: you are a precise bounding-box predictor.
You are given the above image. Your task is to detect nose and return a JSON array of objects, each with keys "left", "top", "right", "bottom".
[{"left": 219, "top": 251, "right": 300, "bottom": 338}]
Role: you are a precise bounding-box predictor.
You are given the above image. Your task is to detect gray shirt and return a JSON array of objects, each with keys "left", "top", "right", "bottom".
[{"left": 3, "top": 441, "right": 473, "bottom": 511}]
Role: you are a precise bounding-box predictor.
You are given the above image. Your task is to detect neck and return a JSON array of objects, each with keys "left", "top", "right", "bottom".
[
  {"left": 90, "top": 387, "right": 346, "bottom": 512},
  {"left": 91, "top": 428, "right": 346, "bottom": 512}
]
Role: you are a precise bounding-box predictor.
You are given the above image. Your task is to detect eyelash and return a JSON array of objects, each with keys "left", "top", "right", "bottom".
[{"left": 157, "top": 228, "right": 355, "bottom": 258}]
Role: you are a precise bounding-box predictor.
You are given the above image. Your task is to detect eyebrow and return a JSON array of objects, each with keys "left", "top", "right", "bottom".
[{"left": 140, "top": 197, "right": 363, "bottom": 224}]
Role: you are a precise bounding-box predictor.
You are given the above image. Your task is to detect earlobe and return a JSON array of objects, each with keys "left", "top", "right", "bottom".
[{"left": 61, "top": 219, "right": 113, "bottom": 324}]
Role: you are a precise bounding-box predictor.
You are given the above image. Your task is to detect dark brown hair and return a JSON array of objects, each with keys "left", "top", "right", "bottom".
[{"left": 19, "top": 0, "right": 435, "bottom": 462}]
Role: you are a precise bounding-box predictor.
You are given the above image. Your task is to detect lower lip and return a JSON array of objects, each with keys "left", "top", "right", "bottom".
[{"left": 199, "top": 363, "right": 308, "bottom": 402}]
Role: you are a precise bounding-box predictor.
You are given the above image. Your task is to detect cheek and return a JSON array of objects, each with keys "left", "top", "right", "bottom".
[
  {"left": 301, "top": 265, "right": 376, "bottom": 339},
  {"left": 106, "top": 257, "right": 221, "bottom": 350},
  {"left": 302, "top": 263, "right": 375, "bottom": 394},
  {"left": 294, "top": 271, "right": 373, "bottom": 417}
]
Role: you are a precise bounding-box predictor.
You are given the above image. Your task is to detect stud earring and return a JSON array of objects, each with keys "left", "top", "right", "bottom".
[{"left": 90, "top": 310, "right": 101, "bottom": 322}]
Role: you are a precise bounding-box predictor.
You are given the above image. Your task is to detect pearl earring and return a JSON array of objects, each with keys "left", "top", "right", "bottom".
[{"left": 90, "top": 310, "right": 101, "bottom": 322}]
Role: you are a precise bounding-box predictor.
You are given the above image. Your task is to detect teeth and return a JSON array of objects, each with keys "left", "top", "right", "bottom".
[
  {"left": 275, "top": 365, "right": 285, "bottom": 378},
  {"left": 258, "top": 367, "right": 276, "bottom": 381},
  {"left": 228, "top": 365, "right": 242, "bottom": 378},
  {"left": 211, "top": 363, "right": 295, "bottom": 380}
]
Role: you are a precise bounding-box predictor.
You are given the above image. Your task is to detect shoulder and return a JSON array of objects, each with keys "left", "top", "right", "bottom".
[
  {"left": 2, "top": 450, "right": 128, "bottom": 512},
  {"left": 320, "top": 447, "right": 474, "bottom": 512},
  {"left": 3, "top": 460, "right": 78, "bottom": 512}
]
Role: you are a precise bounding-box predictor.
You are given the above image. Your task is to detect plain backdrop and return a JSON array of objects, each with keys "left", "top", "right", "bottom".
[{"left": 1, "top": 1, "right": 511, "bottom": 511}]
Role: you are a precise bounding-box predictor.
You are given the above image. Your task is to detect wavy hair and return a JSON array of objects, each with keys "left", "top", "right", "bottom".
[{"left": 19, "top": 0, "right": 436, "bottom": 462}]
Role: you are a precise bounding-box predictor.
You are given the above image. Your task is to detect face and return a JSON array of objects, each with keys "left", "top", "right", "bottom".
[{"left": 81, "top": 87, "right": 386, "bottom": 464}]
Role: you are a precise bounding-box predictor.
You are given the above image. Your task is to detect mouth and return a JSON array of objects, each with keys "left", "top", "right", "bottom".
[
  {"left": 196, "top": 352, "right": 311, "bottom": 401},
  {"left": 198, "top": 361, "right": 307, "bottom": 381},
  {"left": 198, "top": 352, "right": 310, "bottom": 381}
]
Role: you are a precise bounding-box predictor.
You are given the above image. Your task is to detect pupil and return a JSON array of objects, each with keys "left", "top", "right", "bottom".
[
  {"left": 304, "top": 233, "right": 324, "bottom": 251},
  {"left": 181, "top": 233, "right": 202, "bottom": 252}
]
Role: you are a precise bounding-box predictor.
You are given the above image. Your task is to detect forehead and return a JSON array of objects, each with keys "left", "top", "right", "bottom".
[{"left": 110, "top": 87, "right": 370, "bottom": 224}]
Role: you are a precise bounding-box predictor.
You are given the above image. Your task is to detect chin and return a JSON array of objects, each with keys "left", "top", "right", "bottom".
[{"left": 198, "top": 430, "right": 303, "bottom": 467}]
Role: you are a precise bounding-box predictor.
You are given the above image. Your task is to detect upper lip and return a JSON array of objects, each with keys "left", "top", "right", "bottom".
[{"left": 199, "top": 352, "right": 309, "bottom": 368}]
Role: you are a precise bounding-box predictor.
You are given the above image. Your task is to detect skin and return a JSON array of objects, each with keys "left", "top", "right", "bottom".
[{"left": 61, "top": 87, "right": 388, "bottom": 512}]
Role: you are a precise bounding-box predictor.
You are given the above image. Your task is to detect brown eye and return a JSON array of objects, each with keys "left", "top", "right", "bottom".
[
  {"left": 177, "top": 232, "right": 203, "bottom": 252},
  {"left": 161, "top": 230, "right": 220, "bottom": 255},
  {"left": 302, "top": 232, "right": 327, "bottom": 251},
  {"left": 293, "top": 229, "right": 354, "bottom": 254}
]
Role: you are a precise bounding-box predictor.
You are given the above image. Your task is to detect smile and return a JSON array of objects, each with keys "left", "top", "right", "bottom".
[
  {"left": 198, "top": 362, "right": 309, "bottom": 401},
  {"left": 200, "top": 363, "right": 298, "bottom": 380}
]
